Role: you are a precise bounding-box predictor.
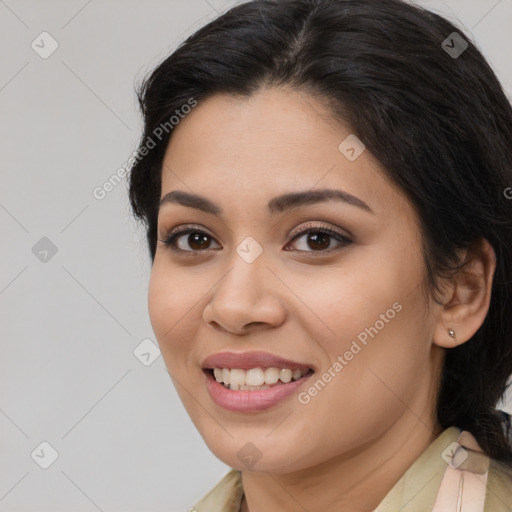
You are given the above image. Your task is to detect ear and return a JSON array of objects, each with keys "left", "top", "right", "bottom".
[{"left": 433, "top": 238, "right": 496, "bottom": 348}]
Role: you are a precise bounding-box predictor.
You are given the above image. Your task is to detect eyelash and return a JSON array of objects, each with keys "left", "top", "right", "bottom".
[{"left": 158, "top": 222, "right": 353, "bottom": 256}]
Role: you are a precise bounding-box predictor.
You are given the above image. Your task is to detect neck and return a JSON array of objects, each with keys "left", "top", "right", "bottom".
[{"left": 240, "top": 418, "right": 443, "bottom": 512}]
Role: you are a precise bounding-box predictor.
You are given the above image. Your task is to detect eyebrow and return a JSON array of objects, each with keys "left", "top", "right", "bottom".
[{"left": 158, "top": 188, "right": 374, "bottom": 215}]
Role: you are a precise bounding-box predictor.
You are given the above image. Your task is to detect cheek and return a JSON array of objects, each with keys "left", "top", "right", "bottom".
[
  {"left": 293, "top": 242, "right": 431, "bottom": 401},
  {"left": 148, "top": 262, "right": 171, "bottom": 340},
  {"left": 147, "top": 259, "right": 198, "bottom": 358},
  {"left": 288, "top": 241, "right": 424, "bottom": 342}
]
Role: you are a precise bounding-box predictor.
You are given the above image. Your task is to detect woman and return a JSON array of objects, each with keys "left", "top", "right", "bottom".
[{"left": 128, "top": 0, "right": 512, "bottom": 510}]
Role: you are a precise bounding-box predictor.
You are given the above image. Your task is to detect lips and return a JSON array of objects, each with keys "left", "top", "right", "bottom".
[
  {"left": 203, "top": 365, "right": 315, "bottom": 411},
  {"left": 201, "top": 351, "right": 315, "bottom": 371}
]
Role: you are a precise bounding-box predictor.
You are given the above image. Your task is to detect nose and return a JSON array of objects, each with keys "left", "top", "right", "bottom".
[{"left": 202, "top": 252, "right": 286, "bottom": 335}]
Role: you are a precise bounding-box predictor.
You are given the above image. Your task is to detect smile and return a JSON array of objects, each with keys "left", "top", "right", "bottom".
[
  {"left": 203, "top": 368, "right": 315, "bottom": 412},
  {"left": 210, "top": 367, "right": 313, "bottom": 390}
]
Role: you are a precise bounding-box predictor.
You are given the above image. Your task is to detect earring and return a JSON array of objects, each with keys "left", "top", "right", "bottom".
[{"left": 448, "top": 329, "right": 457, "bottom": 341}]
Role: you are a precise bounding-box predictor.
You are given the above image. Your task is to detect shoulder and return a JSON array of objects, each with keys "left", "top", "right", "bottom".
[
  {"left": 192, "top": 469, "right": 244, "bottom": 512},
  {"left": 485, "top": 457, "right": 512, "bottom": 510},
  {"left": 450, "top": 429, "right": 512, "bottom": 510}
]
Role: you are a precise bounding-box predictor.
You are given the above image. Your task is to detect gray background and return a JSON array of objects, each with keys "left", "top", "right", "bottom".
[{"left": 1, "top": 0, "right": 511, "bottom": 510}]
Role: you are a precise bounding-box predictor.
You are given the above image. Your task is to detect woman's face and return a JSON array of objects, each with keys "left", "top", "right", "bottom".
[{"left": 148, "top": 87, "right": 444, "bottom": 473}]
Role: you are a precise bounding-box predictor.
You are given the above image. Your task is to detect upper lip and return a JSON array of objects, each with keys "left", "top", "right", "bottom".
[{"left": 201, "top": 351, "right": 315, "bottom": 371}]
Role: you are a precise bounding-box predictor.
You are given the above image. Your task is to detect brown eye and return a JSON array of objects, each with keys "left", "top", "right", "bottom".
[
  {"left": 287, "top": 227, "right": 352, "bottom": 253},
  {"left": 159, "top": 224, "right": 352, "bottom": 255},
  {"left": 184, "top": 232, "right": 212, "bottom": 250},
  {"left": 305, "top": 232, "right": 330, "bottom": 251},
  {"left": 160, "top": 228, "right": 221, "bottom": 252}
]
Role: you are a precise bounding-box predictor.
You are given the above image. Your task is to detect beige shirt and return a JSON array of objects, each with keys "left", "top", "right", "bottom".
[{"left": 192, "top": 426, "right": 512, "bottom": 511}]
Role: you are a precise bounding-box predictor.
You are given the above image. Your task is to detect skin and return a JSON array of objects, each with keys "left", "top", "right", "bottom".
[{"left": 148, "top": 87, "right": 496, "bottom": 512}]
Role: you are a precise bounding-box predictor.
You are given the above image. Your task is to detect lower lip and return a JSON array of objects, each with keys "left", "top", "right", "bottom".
[{"left": 204, "top": 370, "right": 314, "bottom": 412}]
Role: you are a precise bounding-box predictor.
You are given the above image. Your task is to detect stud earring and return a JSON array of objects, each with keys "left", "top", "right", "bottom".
[{"left": 448, "top": 329, "right": 457, "bottom": 341}]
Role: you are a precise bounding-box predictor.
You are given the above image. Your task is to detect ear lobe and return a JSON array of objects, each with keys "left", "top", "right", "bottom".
[{"left": 433, "top": 238, "right": 496, "bottom": 349}]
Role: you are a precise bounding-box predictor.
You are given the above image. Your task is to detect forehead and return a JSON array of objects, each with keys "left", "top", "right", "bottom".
[{"left": 160, "top": 87, "right": 414, "bottom": 222}]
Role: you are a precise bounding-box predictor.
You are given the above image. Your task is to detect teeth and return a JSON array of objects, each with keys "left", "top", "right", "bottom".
[
  {"left": 230, "top": 369, "right": 246, "bottom": 387},
  {"left": 211, "top": 367, "right": 310, "bottom": 390},
  {"left": 246, "top": 368, "right": 265, "bottom": 386},
  {"left": 292, "top": 369, "right": 303, "bottom": 380},
  {"left": 264, "top": 367, "right": 280, "bottom": 384},
  {"left": 280, "top": 369, "right": 292, "bottom": 383}
]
